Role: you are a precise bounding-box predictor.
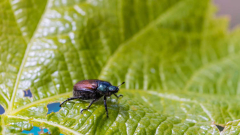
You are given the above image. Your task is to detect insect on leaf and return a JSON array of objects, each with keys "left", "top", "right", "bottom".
[{"left": 1, "top": 0, "right": 240, "bottom": 134}]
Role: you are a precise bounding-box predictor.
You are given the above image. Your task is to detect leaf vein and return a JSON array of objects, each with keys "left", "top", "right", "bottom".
[
  {"left": 7, "top": 0, "right": 50, "bottom": 113},
  {"left": 10, "top": 92, "right": 72, "bottom": 115},
  {"left": 7, "top": 115, "right": 82, "bottom": 135}
]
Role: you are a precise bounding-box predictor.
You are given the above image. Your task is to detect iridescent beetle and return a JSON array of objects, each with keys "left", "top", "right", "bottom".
[{"left": 60, "top": 80, "right": 125, "bottom": 117}]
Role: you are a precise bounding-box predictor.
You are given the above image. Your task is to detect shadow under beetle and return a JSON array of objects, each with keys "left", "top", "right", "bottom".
[{"left": 60, "top": 80, "right": 125, "bottom": 117}]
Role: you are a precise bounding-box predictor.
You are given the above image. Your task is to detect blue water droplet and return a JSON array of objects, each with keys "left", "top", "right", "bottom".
[
  {"left": 0, "top": 105, "right": 5, "bottom": 114},
  {"left": 24, "top": 89, "right": 32, "bottom": 98},
  {"left": 47, "top": 102, "right": 61, "bottom": 114}
]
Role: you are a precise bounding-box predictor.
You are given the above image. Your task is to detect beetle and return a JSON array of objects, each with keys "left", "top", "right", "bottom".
[{"left": 60, "top": 80, "right": 125, "bottom": 117}]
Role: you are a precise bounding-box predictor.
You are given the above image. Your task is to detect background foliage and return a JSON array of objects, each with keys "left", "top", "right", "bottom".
[{"left": 1, "top": 0, "right": 240, "bottom": 134}]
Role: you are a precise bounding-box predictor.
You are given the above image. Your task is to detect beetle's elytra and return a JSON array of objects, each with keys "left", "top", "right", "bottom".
[{"left": 60, "top": 79, "right": 125, "bottom": 117}]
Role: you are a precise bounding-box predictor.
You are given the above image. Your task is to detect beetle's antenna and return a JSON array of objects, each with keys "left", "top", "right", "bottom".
[{"left": 117, "top": 82, "right": 125, "bottom": 87}]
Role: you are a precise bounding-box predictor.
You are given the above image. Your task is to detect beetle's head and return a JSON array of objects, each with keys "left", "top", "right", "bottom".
[
  {"left": 108, "top": 82, "right": 125, "bottom": 93},
  {"left": 108, "top": 86, "right": 119, "bottom": 93}
]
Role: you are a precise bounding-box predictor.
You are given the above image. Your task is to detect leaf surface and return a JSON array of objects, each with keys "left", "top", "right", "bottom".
[{"left": 0, "top": 0, "right": 240, "bottom": 134}]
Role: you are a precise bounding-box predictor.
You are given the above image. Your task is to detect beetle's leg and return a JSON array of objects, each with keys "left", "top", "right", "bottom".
[
  {"left": 80, "top": 98, "right": 98, "bottom": 114},
  {"left": 104, "top": 96, "right": 108, "bottom": 118},
  {"left": 114, "top": 93, "right": 123, "bottom": 98},
  {"left": 60, "top": 97, "right": 81, "bottom": 107}
]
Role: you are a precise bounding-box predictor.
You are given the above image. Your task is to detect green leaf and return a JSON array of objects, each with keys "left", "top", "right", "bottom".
[{"left": 1, "top": 0, "right": 240, "bottom": 134}]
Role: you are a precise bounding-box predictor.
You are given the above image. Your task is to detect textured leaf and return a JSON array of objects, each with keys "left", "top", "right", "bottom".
[{"left": 1, "top": 0, "right": 240, "bottom": 134}]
